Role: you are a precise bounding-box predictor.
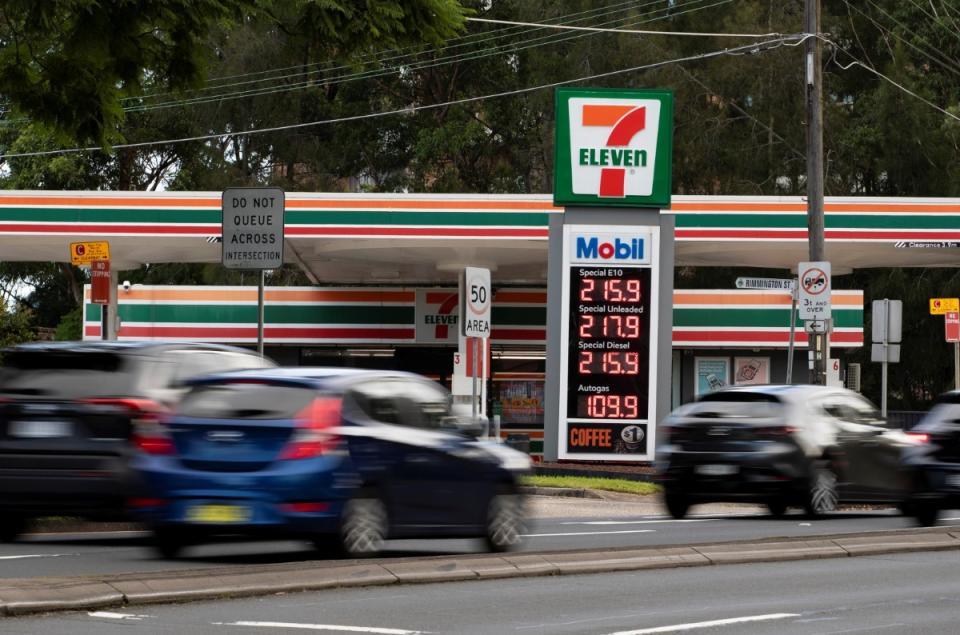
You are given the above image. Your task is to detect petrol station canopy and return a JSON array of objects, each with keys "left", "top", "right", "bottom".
[{"left": 1, "top": 191, "right": 960, "bottom": 281}]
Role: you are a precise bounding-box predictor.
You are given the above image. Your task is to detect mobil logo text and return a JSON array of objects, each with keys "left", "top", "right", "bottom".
[{"left": 571, "top": 233, "right": 650, "bottom": 265}]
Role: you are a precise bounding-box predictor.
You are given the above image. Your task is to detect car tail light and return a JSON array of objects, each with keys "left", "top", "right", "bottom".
[
  {"left": 127, "top": 497, "right": 167, "bottom": 508},
  {"left": 83, "top": 398, "right": 174, "bottom": 455},
  {"left": 279, "top": 397, "right": 342, "bottom": 460},
  {"left": 756, "top": 425, "right": 797, "bottom": 438},
  {"left": 279, "top": 502, "right": 330, "bottom": 513},
  {"left": 907, "top": 431, "right": 930, "bottom": 444}
]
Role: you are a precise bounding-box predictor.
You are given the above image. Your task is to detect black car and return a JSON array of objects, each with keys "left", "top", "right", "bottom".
[
  {"left": 900, "top": 390, "right": 960, "bottom": 526},
  {"left": 0, "top": 341, "right": 274, "bottom": 540},
  {"left": 657, "top": 385, "right": 920, "bottom": 518}
]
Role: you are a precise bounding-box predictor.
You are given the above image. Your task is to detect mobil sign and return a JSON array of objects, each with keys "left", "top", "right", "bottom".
[
  {"left": 570, "top": 231, "right": 652, "bottom": 265},
  {"left": 554, "top": 87, "right": 673, "bottom": 208}
]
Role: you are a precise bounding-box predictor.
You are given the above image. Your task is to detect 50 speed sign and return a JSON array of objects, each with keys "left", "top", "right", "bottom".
[
  {"left": 798, "top": 261, "right": 831, "bottom": 320},
  {"left": 460, "top": 267, "right": 491, "bottom": 338}
]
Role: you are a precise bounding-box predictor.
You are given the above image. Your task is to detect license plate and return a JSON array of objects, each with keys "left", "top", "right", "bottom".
[
  {"left": 8, "top": 420, "right": 73, "bottom": 439},
  {"left": 186, "top": 504, "right": 251, "bottom": 524},
  {"left": 695, "top": 464, "right": 738, "bottom": 476},
  {"left": 946, "top": 474, "right": 960, "bottom": 488}
]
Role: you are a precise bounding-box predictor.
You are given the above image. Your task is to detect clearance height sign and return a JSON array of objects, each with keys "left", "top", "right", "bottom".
[
  {"left": 557, "top": 225, "right": 660, "bottom": 460},
  {"left": 554, "top": 88, "right": 673, "bottom": 208}
]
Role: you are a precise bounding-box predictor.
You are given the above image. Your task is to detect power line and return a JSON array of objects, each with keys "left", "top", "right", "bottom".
[
  {"left": 465, "top": 16, "right": 785, "bottom": 38},
  {"left": 0, "top": 36, "right": 804, "bottom": 160},
  {"left": 840, "top": 0, "right": 960, "bottom": 78},
  {"left": 828, "top": 38, "right": 960, "bottom": 124},
  {"left": 119, "top": 0, "right": 732, "bottom": 114},
  {"left": 125, "top": 0, "right": 693, "bottom": 103}
]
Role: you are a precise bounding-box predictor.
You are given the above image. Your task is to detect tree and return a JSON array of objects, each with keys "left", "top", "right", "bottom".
[
  {"left": 0, "top": 303, "right": 34, "bottom": 352},
  {"left": 0, "top": 0, "right": 469, "bottom": 149}
]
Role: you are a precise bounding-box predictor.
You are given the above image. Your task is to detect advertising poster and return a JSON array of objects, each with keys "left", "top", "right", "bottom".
[
  {"left": 734, "top": 357, "right": 770, "bottom": 385},
  {"left": 695, "top": 357, "right": 730, "bottom": 396},
  {"left": 496, "top": 380, "right": 544, "bottom": 425}
]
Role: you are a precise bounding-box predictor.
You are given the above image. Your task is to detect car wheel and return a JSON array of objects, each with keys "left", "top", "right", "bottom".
[
  {"left": 485, "top": 491, "right": 526, "bottom": 552},
  {"left": 766, "top": 500, "right": 788, "bottom": 518},
  {"left": 152, "top": 527, "right": 188, "bottom": 559},
  {"left": 340, "top": 496, "right": 388, "bottom": 557},
  {"left": 664, "top": 490, "right": 690, "bottom": 520},
  {"left": 804, "top": 462, "right": 839, "bottom": 518},
  {"left": 913, "top": 502, "right": 940, "bottom": 527},
  {"left": 0, "top": 516, "right": 26, "bottom": 543}
]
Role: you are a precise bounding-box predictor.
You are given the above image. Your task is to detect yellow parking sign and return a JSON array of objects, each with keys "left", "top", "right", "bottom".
[
  {"left": 70, "top": 241, "right": 110, "bottom": 266},
  {"left": 930, "top": 297, "right": 959, "bottom": 315}
]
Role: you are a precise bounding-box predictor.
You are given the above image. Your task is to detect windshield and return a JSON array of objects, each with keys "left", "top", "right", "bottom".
[
  {"left": 0, "top": 351, "right": 139, "bottom": 399},
  {"left": 177, "top": 382, "right": 318, "bottom": 419},
  {"left": 915, "top": 403, "right": 960, "bottom": 432},
  {"left": 674, "top": 393, "right": 784, "bottom": 420}
]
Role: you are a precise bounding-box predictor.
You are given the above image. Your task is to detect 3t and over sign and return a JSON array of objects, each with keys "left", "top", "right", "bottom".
[
  {"left": 798, "top": 261, "right": 832, "bottom": 320},
  {"left": 554, "top": 87, "right": 673, "bottom": 208},
  {"left": 460, "top": 267, "right": 491, "bottom": 338},
  {"left": 222, "top": 188, "right": 285, "bottom": 269}
]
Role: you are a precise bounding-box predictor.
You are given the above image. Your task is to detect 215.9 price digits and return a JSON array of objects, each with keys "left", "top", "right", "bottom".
[
  {"left": 578, "top": 351, "right": 640, "bottom": 375},
  {"left": 579, "top": 277, "right": 642, "bottom": 303}
]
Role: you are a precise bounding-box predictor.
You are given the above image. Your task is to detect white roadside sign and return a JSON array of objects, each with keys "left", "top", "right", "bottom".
[
  {"left": 222, "top": 187, "right": 285, "bottom": 270},
  {"left": 798, "top": 261, "right": 831, "bottom": 320},
  {"left": 460, "top": 267, "right": 491, "bottom": 338}
]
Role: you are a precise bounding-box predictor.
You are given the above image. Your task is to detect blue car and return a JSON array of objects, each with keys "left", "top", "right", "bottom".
[{"left": 131, "top": 368, "right": 530, "bottom": 558}]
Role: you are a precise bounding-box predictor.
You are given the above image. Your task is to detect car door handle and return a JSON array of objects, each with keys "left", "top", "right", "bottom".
[{"left": 405, "top": 455, "right": 431, "bottom": 464}]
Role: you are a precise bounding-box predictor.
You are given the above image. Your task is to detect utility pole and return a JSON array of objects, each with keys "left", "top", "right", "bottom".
[{"left": 805, "top": 0, "right": 826, "bottom": 385}]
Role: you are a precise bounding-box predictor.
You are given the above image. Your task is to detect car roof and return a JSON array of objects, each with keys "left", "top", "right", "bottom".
[
  {"left": 698, "top": 384, "right": 855, "bottom": 400},
  {"left": 186, "top": 367, "right": 432, "bottom": 390}
]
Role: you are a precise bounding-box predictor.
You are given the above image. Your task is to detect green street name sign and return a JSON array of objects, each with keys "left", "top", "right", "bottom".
[{"left": 554, "top": 87, "right": 673, "bottom": 208}]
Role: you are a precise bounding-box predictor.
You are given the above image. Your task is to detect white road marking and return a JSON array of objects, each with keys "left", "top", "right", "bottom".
[
  {"left": 215, "top": 621, "right": 425, "bottom": 634},
  {"left": 522, "top": 529, "right": 657, "bottom": 537},
  {"left": 0, "top": 553, "right": 75, "bottom": 560},
  {"left": 88, "top": 611, "right": 152, "bottom": 620},
  {"left": 560, "top": 519, "right": 714, "bottom": 525},
  {"left": 605, "top": 613, "right": 800, "bottom": 634}
]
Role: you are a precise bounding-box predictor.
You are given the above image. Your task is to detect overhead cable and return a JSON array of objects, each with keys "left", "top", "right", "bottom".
[{"left": 0, "top": 36, "right": 806, "bottom": 160}]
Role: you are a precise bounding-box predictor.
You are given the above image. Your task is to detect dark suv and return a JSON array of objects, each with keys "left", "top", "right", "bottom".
[
  {"left": 658, "top": 385, "right": 918, "bottom": 518},
  {"left": 0, "top": 341, "right": 274, "bottom": 540},
  {"left": 900, "top": 391, "right": 960, "bottom": 526}
]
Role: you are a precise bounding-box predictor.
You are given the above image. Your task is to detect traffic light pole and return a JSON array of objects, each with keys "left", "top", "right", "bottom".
[{"left": 805, "top": 0, "right": 826, "bottom": 384}]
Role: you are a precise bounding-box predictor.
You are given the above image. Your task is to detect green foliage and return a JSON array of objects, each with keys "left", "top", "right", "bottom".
[
  {"left": 0, "top": 304, "right": 34, "bottom": 350},
  {"left": 0, "top": 0, "right": 252, "bottom": 148},
  {"left": 521, "top": 475, "right": 660, "bottom": 496},
  {"left": 0, "top": 0, "right": 468, "bottom": 149},
  {"left": 54, "top": 306, "right": 83, "bottom": 342}
]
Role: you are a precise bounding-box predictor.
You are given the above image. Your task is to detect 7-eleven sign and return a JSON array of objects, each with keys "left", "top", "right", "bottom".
[{"left": 554, "top": 88, "right": 673, "bottom": 208}]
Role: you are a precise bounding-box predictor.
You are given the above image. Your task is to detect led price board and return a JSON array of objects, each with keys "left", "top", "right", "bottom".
[{"left": 558, "top": 225, "right": 659, "bottom": 461}]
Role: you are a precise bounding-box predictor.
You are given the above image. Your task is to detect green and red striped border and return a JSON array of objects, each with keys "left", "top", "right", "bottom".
[
  {"left": 2, "top": 192, "right": 960, "bottom": 241},
  {"left": 83, "top": 285, "right": 862, "bottom": 348}
]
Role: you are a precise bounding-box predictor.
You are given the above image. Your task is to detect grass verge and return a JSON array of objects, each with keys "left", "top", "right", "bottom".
[{"left": 521, "top": 475, "right": 661, "bottom": 496}]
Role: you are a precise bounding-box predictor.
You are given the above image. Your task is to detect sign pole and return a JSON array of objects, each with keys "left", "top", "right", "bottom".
[
  {"left": 471, "top": 337, "right": 478, "bottom": 418},
  {"left": 786, "top": 286, "right": 797, "bottom": 384},
  {"left": 953, "top": 342, "right": 960, "bottom": 390},
  {"left": 881, "top": 298, "right": 889, "bottom": 418},
  {"left": 257, "top": 270, "right": 265, "bottom": 357}
]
